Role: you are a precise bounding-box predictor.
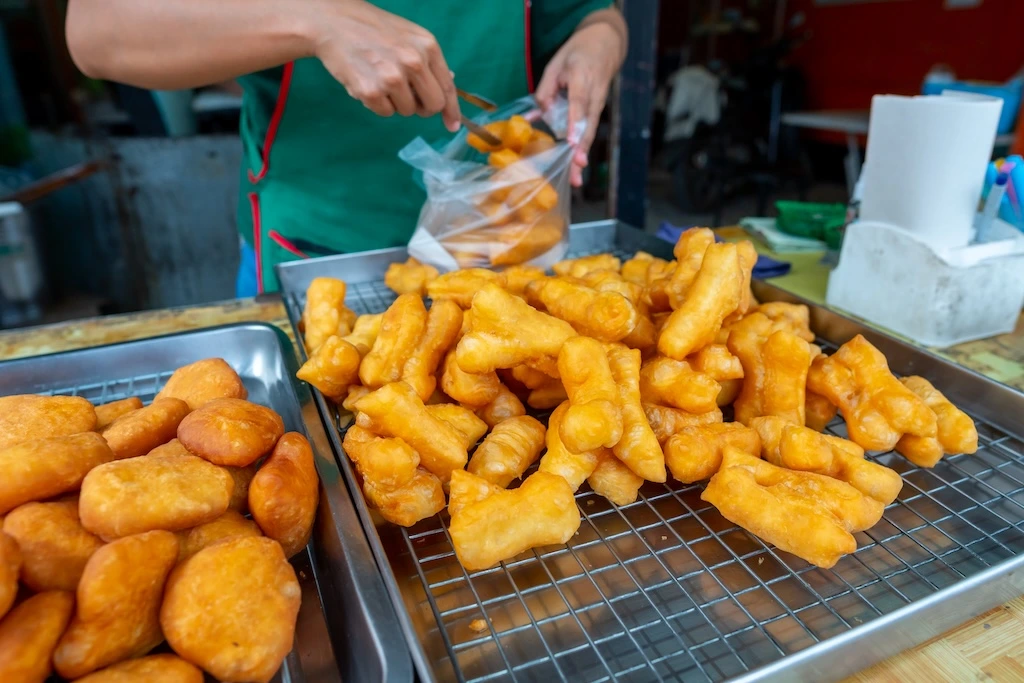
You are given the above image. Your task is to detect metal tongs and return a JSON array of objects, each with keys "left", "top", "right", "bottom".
[{"left": 456, "top": 88, "right": 501, "bottom": 147}]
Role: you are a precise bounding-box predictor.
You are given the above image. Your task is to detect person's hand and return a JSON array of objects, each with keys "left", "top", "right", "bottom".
[
  {"left": 535, "top": 14, "right": 627, "bottom": 187},
  {"left": 309, "top": 0, "right": 461, "bottom": 131}
]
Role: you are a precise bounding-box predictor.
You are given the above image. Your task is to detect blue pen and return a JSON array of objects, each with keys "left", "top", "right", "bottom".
[{"left": 978, "top": 172, "right": 1009, "bottom": 241}]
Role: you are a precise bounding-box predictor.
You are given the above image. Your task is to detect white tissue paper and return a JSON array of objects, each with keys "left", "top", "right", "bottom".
[{"left": 859, "top": 92, "right": 1002, "bottom": 250}]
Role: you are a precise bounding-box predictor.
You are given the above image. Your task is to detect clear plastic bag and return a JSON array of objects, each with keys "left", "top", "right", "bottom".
[{"left": 400, "top": 95, "right": 580, "bottom": 272}]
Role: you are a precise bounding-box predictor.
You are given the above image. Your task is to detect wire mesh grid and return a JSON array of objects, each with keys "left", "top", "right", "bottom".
[
  {"left": 34, "top": 371, "right": 174, "bottom": 404},
  {"left": 284, "top": 245, "right": 1024, "bottom": 683}
]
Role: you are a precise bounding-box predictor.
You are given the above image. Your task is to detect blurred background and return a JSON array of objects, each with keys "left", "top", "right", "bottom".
[{"left": 1, "top": 0, "right": 1021, "bottom": 327}]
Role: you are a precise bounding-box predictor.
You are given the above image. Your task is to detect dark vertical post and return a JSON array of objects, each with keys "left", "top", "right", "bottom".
[{"left": 610, "top": 0, "right": 659, "bottom": 231}]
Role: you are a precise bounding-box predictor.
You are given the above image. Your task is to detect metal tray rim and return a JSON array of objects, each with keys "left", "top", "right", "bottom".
[
  {"left": 0, "top": 321, "right": 414, "bottom": 683},
  {"left": 278, "top": 222, "right": 1024, "bottom": 683}
]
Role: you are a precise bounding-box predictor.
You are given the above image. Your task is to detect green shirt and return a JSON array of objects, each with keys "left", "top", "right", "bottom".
[{"left": 236, "top": 0, "right": 610, "bottom": 292}]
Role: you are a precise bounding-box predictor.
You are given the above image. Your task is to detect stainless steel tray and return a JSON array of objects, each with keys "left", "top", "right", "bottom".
[
  {"left": 277, "top": 220, "right": 1024, "bottom": 683},
  {"left": 0, "top": 322, "right": 413, "bottom": 683}
]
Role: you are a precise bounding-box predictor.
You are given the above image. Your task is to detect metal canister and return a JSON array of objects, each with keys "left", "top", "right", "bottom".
[{"left": 0, "top": 202, "right": 44, "bottom": 325}]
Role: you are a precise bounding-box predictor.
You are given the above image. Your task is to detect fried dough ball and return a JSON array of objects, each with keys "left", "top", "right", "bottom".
[
  {"left": 0, "top": 394, "right": 96, "bottom": 450},
  {"left": 155, "top": 358, "right": 248, "bottom": 411},
  {"left": 0, "top": 590, "right": 74, "bottom": 683},
  {"left": 249, "top": 432, "right": 319, "bottom": 558},
  {"left": 160, "top": 537, "right": 301, "bottom": 683},
  {"left": 54, "top": 530, "right": 179, "bottom": 679},
  {"left": 177, "top": 398, "right": 285, "bottom": 467},
  {"left": 3, "top": 499, "right": 103, "bottom": 591}
]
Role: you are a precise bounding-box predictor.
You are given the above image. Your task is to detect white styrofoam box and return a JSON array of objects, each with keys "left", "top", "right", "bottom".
[{"left": 827, "top": 220, "right": 1024, "bottom": 348}]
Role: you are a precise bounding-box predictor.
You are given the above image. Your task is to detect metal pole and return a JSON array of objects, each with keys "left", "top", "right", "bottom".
[{"left": 611, "top": 0, "right": 659, "bottom": 230}]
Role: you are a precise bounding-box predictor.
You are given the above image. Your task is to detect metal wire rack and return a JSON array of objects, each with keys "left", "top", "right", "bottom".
[{"left": 280, "top": 232, "right": 1024, "bottom": 682}]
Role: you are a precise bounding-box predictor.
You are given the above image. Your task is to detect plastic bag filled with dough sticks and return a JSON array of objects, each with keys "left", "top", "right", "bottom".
[{"left": 400, "top": 95, "right": 577, "bottom": 272}]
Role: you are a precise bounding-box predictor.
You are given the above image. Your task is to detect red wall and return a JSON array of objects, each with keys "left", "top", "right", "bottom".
[{"left": 788, "top": 0, "right": 1024, "bottom": 111}]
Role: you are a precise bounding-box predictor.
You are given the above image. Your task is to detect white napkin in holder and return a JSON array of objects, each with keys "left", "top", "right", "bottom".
[{"left": 826, "top": 219, "right": 1024, "bottom": 347}]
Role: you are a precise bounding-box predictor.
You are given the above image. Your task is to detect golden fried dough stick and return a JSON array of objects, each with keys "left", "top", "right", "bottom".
[
  {"left": 160, "top": 537, "right": 300, "bottom": 683},
  {"left": 475, "top": 383, "right": 527, "bottom": 428},
  {"left": 502, "top": 265, "right": 547, "bottom": 295},
  {"left": 895, "top": 376, "right": 978, "bottom": 467},
  {"left": 440, "top": 349, "right": 502, "bottom": 407},
  {"left": 538, "top": 402, "right": 602, "bottom": 490},
  {"left": 249, "top": 433, "right": 319, "bottom": 558},
  {"left": 725, "top": 240, "right": 758, "bottom": 322},
  {"left": 80, "top": 453, "right": 233, "bottom": 539},
  {"left": 449, "top": 471, "right": 581, "bottom": 571},
  {"left": 385, "top": 257, "right": 439, "bottom": 296},
  {"left": 728, "top": 313, "right": 811, "bottom": 425},
  {"left": 716, "top": 379, "right": 742, "bottom": 407},
  {"left": 643, "top": 404, "right": 723, "bottom": 444},
  {"left": 0, "top": 395, "right": 96, "bottom": 450},
  {"left": 0, "top": 432, "right": 115, "bottom": 515},
  {"left": 0, "top": 590, "right": 74, "bottom": 683},
  {"left": 807, "top": 335, "right": 937, "bottom": 451},
  {"left": 663, "top": 227, "right": 715, "bottom": 310},
  {"left": 534, "top": 277, "right": 640, "bottom": 342},
  {"left": 751, "top": 416, "right": 903, "bottom": 505},
  {"left": 94, "top": 397, "right": 143, "bottom": 430},
  {"left": 359, "top": 294, "right": 428, "bottom": 389},
  {"left": 426, "top": 404, "right": 488, "bottom": 450},
  {"left": 639, "top": 356, "right": 721, "bottom": 414},
  {"left": 702, "top": 448, "right": 884, "bottom": 568},
  {"left": 620, "top": 251, "right": 670, "bottom": 285},
  {"left": 467, "top": 120, "right": 507, "bottom": 152},
  {"left": 73, "top": 654, "right": 204, "bottom": 683},
  {"left": 688, "top": 344, "right": 744, "bottom": 381},
  {"left": 177, "top": 511, "right": 262, "bottom": 561},
  {"left": 665, "top": 423, "right": 761, "bottom": 484},
  {"left": 805, "top": 390, "right": 838, "bottom": 432},
  {"left": 491, "top": 215, "right": 564, "bottom": 267},
  {"left": 341, "top": 313, "right": 383, "bottom": 355},
  {"left": 344, "top": 425, "right": 419, "bottom": 489},
  {"left": 0, "top": 531, "right": 18, "bottom": 619},
  {"left": 401, "top": 300, "right": 463, "bottom": 401},
  {"left": 588, "top": 452, "right": 644, "bottom": 506},
  {"left": 365, "top": 469, "right": 446, "bottom": 527},
  {"left": 156, "top": 358, "right": 248, "bottom": 411},
  {"left": 177, "top": 398, "right": 284, "bottom": 467},
  {"left": 3, "top": 499, "right": 103, "bottom": 592},
  {"left": 558, "top": 337, "right": 623, "bottom": 453},
  {"left": 344, "top": 426, "right": 445, "bottom": 526},
  {"left": 456, "top": 284, "right": 576, "bottom": 374},
  {"left": 607, "top": 344, "right": 666, "bottom": 482},
  {"left": 55, "top": 531, "right": 179, "bottom": 679},
  {"left": 658, "top": 242, "right": 743, "bottom": 360},
  {"left": 355, "top": 382, "right": 468, "bottom": 482},
  {"left": 302, "top": 277, "right": 352, "bottom": 351},
  {"left": 526, "top": 376, "right": 568, "bottom": 409},
  {"left": 447, "top": 468, "right": 503, "bottom": 518},
  {"left": 427, "top": 268, "right": 508, "bottom": 308},
  {"left": 342, "top": 386, "right": 371, "bottom": 414},
  {"left": 296, "top": 336, "right": 362, "bottom": 401},
  {"left": 468, "top": 416, "right": 546, "bottom": 487},
  {"left": 553, "top": 253, "right": 621, "bottom": 278},
  {"left": 758, "top": 302, "right": 815, "bottom": 342},
  {"left": 104, "top": 397, "right": 190, "bottom": 460}
]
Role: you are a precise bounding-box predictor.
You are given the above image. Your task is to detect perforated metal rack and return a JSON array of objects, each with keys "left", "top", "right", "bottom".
[
  {"left": 0, "top": 324, "right": 413, "bottom": 683},
  {"left": 277, "top": 221, "right": 1024, "bottom": 683}
]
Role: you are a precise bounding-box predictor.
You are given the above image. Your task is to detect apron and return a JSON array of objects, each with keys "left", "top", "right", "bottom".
[{"left": 238, "top": 1, "right": 531, "bottom": 292}]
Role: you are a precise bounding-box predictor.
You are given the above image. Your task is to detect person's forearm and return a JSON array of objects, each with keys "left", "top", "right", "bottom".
[
  {"left": 576, "top": 7, "right": 628, "bottom": 64},
  {"left": 66, "top": 0, "right": 323, "bottom": 89}
]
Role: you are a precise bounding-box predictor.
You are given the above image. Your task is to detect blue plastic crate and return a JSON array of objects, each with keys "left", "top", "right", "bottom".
[{"left": 922, "top": 77, "right": 1023, "bottom": 135}]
